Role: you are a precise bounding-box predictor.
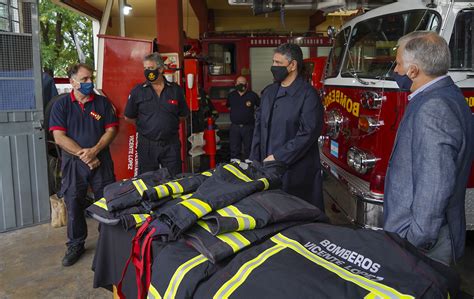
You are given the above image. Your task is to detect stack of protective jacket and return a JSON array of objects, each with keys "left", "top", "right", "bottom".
[
  {"left": 86, "top": 168, "right": 213, "bottom": 230},
  {"left": 194, "top": 223, "right": 460, "bottom": 298},
  {"left": 145, "top": 190, "right": 326, "bottom": 299},
  {"left": 105, "top": 161, "right": 459, "bottom": 299}
]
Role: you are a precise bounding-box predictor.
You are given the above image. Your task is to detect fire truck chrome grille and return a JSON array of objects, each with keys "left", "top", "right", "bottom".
[{"left": 320, "top": 153, "right": 383, "bottom": 203}]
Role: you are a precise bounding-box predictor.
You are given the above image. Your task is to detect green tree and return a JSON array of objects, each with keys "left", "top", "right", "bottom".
[{"left": 39, "top": 0, "right": 94, "bottom": 77}]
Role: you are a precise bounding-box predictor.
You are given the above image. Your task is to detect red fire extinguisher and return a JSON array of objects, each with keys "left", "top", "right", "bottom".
[{"left": 203, "top": 117, "right": 216, "bottom": 169}]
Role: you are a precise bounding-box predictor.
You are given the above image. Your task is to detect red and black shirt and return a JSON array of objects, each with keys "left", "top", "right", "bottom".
[{"left": 49, "top": 91, "right": 118, "bottom": 150}]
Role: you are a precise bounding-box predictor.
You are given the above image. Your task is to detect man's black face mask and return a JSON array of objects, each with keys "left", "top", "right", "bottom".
[
  {"left": 236, "top": 83, "right": 246, "bottom": 92},
  {"left": 145, "top": 69, "right": 160, "bottom": 82},
  {"left": 271, "top": 65, "right": 289, "bottom": 82}
]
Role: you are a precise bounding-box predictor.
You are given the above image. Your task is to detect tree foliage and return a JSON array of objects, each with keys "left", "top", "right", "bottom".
[{"left": 39, "top": 0, "right": 94, "bottom": 77}]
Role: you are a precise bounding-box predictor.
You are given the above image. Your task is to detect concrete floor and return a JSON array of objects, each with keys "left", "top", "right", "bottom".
[
  {"left": 0, "top": 219, "right": 110, "bottom": 299},
  {"left": 1, "top": 208, "right": 473, "bottom": 298}
]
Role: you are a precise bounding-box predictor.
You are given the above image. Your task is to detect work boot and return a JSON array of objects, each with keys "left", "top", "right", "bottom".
[{"left": 62, "top": 245, "right": 85, "bottom": 267}]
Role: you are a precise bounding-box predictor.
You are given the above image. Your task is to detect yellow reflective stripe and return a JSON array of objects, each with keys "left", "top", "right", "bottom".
[
  {"left": 154, "top": 185, "right": 170, "bottom": 199},
  {"left": 364, "top": 292, "right": 381, "bottom": 299},
  {"left": 148, "top": 283, "right": 162, "bottom": 299},
  {"left": 225, "top": 205, "right": 256, "bottom": 230},
  {"left": 132, "top": 214, "right": 150, "bottom": 228},
  {"left": 181, "top": 193, "right": 193, "bottom": 200},
  {"left": 271, "top": 234, "right": 414, "bottom": 299},
  {"left": 258, "top": 178, "right": 269, "bottom": 190},
  {"left": 197, "top": 221, "right": 251, "bottom": 253},
  {"left": 166, "top": 181, "right": 184, "bottom": 194},
  {"left": 179, "top": 198, "right": 212, "bottom": 218},
  {"left": 223, "top": 164, "right": 252, "bottom": 182},
  {"left": 133, "top": 179, "right": 148, "bottom": 196},
  {"left": 214, "top": 244, "right": 286, "bottom": 298},
  {"left": 216, "top": 206, "right": 256, "bottom": 231},
  {"left": 93, "top": 198, "right": 108, "bottom": 211},
  {"left": 164, "top": 254, "right": 208, "bottom": 299},
  {"left": 202, "top": 171, "right": 212, "bottom": 177}
]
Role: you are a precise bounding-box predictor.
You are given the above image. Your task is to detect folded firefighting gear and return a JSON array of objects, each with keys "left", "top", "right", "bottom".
[
  {"left": 104, "top": 169, "right": 171, "bottom": 212},
  {"left": 193, "top": 223, "right": 460, "bottom": 299},
  {"left": 202, "top": 190, "right": 328, "bottom": 235},
  {"left": 154, "top": 161, "right": 286, "bottom": 241},
  {"left": 184, "top": 220, "right": 302, "bottom": 264},
  {"left": 143, "top": 171, "right": 212, "bottom": 202},
  {"left": 87, "top": 198, "right": 153, "bottom": 226},
  {"left": 147, "top": 239, "right": 218, "bottom": 299}
]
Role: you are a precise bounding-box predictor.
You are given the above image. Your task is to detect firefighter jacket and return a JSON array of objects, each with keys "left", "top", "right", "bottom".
[
  {"left": 193, "top": 223, "right": 460, "bottom": 299},
  {"left": 153, "top": 161, "right": 286, "bottom": 241},
  {"left": 104, "top": 169, "right": 171, "bottom": 212},
  {"left": 201, "top": 189, "right": 328, "bottom": 235}
]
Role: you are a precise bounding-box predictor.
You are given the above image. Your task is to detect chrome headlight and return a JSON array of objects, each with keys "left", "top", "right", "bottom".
[
  {"left": 347, "top": 147, "right": 378, "bottom": 174},
  {"left": 324, "top": 110, "right": 345, "bottom": 139},
  {"left": 360, "top": 91, "right": 385, "bottom": 110}
]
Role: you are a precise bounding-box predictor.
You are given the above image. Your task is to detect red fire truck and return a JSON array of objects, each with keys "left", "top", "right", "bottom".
[{"left": 319, "top": 0, "right": 474, "bottom": 229}]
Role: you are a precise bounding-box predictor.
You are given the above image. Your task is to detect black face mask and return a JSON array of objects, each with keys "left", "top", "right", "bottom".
[
  {"left": 236, "top": 84, "right": 246, "bottom": 92},
  {"left": 144, "top": 69, "right": 160, "bottom": 82},
  {"left": 271, "top": 65, "right": 289, "bottom": 82}
]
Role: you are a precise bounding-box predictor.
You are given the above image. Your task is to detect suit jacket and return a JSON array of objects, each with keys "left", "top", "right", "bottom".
[
  {"left": 249, "top": 76, "right": 324, "bottom": 209},
  {"left": 383, "top": 76, "right": 474, "bottom": 259}
]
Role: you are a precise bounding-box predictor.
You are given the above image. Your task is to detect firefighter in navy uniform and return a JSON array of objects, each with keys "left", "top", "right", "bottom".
[
  {"left": 250, "top": 43, "right": 324, "bottom": 210},
  {"left": 124, "top": 53, "right": 189, "bottom": 176},
  {"left": 49, "top": 63, "right": 118, "bottom": 266},
  {"left": 226, "top": 76, "right": 260, "bottom": 162}
]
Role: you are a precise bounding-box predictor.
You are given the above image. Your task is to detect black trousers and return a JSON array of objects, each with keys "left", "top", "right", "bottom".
[
  {"left": 229, "top": 123, "right": 254, "bottom": 160},
  {"left": 61, "top": 155, "right": 115, "bottom": 248},
  {"left": 137, "top": 134, "right": 182, "bottom": 176}
]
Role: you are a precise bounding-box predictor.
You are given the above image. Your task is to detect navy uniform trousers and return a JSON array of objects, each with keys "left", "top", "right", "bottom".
[
  {"left": 137, "top": 134, "right": 182, "bottom": 177},
  {"left": 61, "top": 154, "right": 115, "bottom": 248},
  {"left": 229, "top": 123, "right": 254, "bottom": 160}
]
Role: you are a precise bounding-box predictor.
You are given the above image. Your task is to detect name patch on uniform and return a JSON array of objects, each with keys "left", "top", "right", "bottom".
[
  {"left": 90, "top": 111, "right": 102, "bottom": 121},
  {"left": 168, "top": 99, "right": 178, "bottom": 105}
]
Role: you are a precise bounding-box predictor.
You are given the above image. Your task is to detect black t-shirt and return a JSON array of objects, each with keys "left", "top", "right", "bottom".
[
  {"left": 124, "top": 81, "right": 189, "bottom": 141},
  {"left": 226, "top": 90, "right": 260, "bottom": 125}
]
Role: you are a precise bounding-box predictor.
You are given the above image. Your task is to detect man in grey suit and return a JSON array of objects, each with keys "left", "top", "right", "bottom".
[{"left": 384, "top": 31, "right": 474, "bottom": 265}]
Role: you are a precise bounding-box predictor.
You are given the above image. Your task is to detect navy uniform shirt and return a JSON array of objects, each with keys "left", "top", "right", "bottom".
[
  {"left": 49, "top": 92, "right": 118, "bottom": 158},
  {"left": 124, "top": 80, "right": 189, "bottom": 141},
  {"left": 226, "top": 90, "right": 260, "bottom": 125}
]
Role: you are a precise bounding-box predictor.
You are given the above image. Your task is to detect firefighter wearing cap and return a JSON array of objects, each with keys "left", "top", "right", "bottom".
[
  {"left": 226, "top": 76, "right": 260, "bottom": 161},
  {"left": 49, "top": 63, "right": 118, "bottom": 266},
  {"left": 125, "top": 53, "right": 189, "bottom": 176}
]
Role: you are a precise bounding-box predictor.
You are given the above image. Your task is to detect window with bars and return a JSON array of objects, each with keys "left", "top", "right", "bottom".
[{"left": 0, "top": 0, "right": 20, "bottom": 33}]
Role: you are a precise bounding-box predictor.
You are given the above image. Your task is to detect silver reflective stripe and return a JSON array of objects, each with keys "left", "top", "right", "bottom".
[
  {"left": 179, "top": 198, "right": 211, "bottom": 217},
  {"left": 221, "top": 207, "right": 251, "bottom": 230},
  {"left": 271, "top": 234, "right": 413, "bottom": 299},
  {"left": 167, "top": 181, "right": 184, "bottom": 194},
  {"left": 155, "top": 185, "right": 169, "bottom": 198},
  {"left": 214, "top": 244, "right": 286, "bottom": 297},
  {"left": 164, "top": 254, "right": 208, "bottom": 299}
]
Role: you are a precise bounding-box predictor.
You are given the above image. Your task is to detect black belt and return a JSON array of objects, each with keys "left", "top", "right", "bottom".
[{"left": 139, "top": 134, "right": 178, "bottom": 146}]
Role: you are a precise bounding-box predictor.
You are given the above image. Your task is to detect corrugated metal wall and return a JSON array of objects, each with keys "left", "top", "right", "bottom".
[
  {"left": 0, "top": 114, "right": 50, "bottom": 231},
  {"left": 0, "top": 0, "right": 50, "bottom": 232}
]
